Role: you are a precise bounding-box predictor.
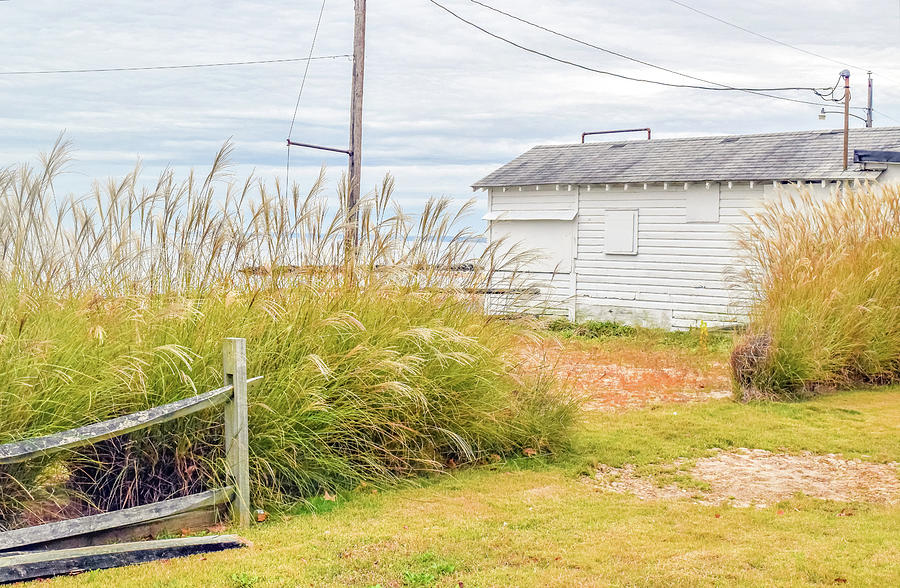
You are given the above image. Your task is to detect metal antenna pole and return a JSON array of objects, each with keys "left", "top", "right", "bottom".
[{"left": 347, "top": 0, "right": 366, "bottom": 252}]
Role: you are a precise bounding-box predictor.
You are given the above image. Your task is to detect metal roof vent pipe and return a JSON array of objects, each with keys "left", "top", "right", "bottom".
[{"left": 582, "top": 128, "right": 651, "bottom": 143}]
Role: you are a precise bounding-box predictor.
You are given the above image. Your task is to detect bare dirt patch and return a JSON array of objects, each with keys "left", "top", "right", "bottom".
[
  {"left": 517, "top": 338, "right": 731, "bottom": 410},
  {"left": 589, "top": 448, "right": 900, "bottom": 507}
]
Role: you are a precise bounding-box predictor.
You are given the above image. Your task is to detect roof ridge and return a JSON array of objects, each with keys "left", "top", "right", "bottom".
[
  {"left": 474, "top": 126, "right": 900, "bottom": 188},
  {"left": 534, "top": 126, "right": 900, "bottom": 149}
]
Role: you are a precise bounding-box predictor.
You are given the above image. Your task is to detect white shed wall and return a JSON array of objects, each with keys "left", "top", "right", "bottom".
[
  {"left": 574, "top": 182, "right": 755, "bottom": 329},
  {"left": 484, "top": 174, "right": 898, "bottom": 329},
  {"left": 485, "top": 185, "right": 577, "bottom": 316}
]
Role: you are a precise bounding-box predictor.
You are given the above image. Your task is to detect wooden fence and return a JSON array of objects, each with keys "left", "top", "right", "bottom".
[{"left": 0, "top": 338, "right": 259, "bottom": 583}]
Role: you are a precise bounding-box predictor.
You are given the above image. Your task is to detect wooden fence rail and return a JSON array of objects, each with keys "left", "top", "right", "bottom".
[
  {"left": 0, "top": 378, "right": 260, "bottom": 466},
  {"left": 0, "top": 338, "right": 258, "bottom": 582}
]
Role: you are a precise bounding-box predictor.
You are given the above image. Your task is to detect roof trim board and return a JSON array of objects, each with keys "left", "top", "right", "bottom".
[{"left": 482, "top": 210, "right": 577, "bottom": 221}]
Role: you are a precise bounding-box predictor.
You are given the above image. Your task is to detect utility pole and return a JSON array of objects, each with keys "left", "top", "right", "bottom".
[
  {"left": 866, "top": 71, "right": 873, "bottom": 128},
  {"left": 285, "top": 2, "right": 367, "bottom": 259},
  {"left": 842, "top": 69, "right": 851, "bottom": 171},
  {"left": 346, "top": 0, "right": 366, "bottom": 251}
]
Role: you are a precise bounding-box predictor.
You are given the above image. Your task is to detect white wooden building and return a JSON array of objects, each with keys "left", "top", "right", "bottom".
[{"left": 474, "top": 128, "right": 900, "bottom": 330}]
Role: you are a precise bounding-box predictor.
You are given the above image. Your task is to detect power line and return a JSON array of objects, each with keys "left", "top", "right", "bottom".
[
  {"left": 427, "top": 0, "right": 840, "bottom": 108},
  {"left": 288, "top": 0, "right": 329, "bottom": 140},
  {"left": 0, "top": 55, "right": 351, "bottom": 76},
  {"left": 665, "top": 0, "right": 900, "bottom": 115},
  {"left": 665, "top": 0, "right": 868, "bottom": 72},
  {"left": 466, "top": 0, "right": 828, "bottom": 93},
  {"left": 286, "top": 0, "right": 329, "bottom": 188},
  {"left": 873, "top": 108, "right": 900, "bottom": 124}
]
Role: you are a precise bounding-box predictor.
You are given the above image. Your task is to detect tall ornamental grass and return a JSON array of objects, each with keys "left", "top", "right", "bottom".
[
  {"left": 731, "top": 183, "right": 900, "bottom": 400},
  {"left": 0, "top": 138, "right": 577, "bottom": 528}
]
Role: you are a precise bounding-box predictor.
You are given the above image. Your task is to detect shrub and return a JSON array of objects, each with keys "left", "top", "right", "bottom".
[
  {"left": 0, "top": 139, "right": 578, "bottom": 527},
  {"left": 731, "top": 183, "right": 900, "bottom": 400},
  {"left": 545, "top": 317, "right": 576, "bottom": 332},
  {"left": 575, "top": 320, "right": 636, "bottom": 339},
  {"left": 545, "top": 318, "right": 635, "bottom": 339}
]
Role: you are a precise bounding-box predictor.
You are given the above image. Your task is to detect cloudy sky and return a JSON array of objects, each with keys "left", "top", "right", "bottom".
[{"left": 2, "top": 0, "right": 899, "bottom": 221}]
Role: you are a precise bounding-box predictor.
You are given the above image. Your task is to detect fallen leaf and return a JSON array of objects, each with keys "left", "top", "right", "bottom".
[
  {"left": 777, "top": 509, "right": 784, "bottom": 515},
  {"left": 323, "top": 490, "right": 336, "bottom": 502},
  {"left": 833, "top": 578, "right": 847, "bottom": 584},
  {"left": 714, "top": 513, "right": 721, "bottom": 519},
  {"left": 523, "top": 448, "right": 537, "bottom": 457}
]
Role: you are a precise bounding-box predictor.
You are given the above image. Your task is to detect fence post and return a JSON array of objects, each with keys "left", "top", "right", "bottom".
[{"left": 222, "top": 338, "right": 251, "bottom": 528}]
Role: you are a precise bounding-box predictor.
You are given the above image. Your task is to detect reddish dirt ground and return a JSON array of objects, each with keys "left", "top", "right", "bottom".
[{"left": 517, "top": 337, "right": 732, "bottom": 410}]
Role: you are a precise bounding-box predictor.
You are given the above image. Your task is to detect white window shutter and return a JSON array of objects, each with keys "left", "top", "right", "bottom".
[{"left": 604, "top": 210, "right": 638, "bottom": 255}]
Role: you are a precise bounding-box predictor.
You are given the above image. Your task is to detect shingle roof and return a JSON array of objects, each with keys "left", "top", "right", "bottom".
[{"left": 473, "top": 127, "right": 900, "bottom": 187}]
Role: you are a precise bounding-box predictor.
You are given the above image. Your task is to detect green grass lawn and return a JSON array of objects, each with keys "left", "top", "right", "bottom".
[{"left": 40, "top": 388, "right": 900, "bottom": 587}]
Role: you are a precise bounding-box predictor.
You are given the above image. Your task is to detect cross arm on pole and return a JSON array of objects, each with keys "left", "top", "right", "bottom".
[{"left": 286, "top": 139, "right": 352, "bottom": 156}]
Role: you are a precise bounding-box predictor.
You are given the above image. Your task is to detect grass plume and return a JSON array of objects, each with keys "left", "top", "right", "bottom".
[
  {"left": 730, "top": 182, "right": 900, "bottom": 399},
  {"left": 0, "top": 139, "right": 577, "bottom": 526}
]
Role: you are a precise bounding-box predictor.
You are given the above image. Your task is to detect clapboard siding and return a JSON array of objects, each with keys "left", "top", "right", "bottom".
[
  {"left": 486, "top": 188, "right": 576, "bottom": 318},
  {"left": 483, "top": 182, "right": 818, "bottom": 329},
  {"left": 572, "top": 183, "right": 760, "bottom": 328},
  {"left": 490, "top": 188, "right": 576, "bottom": 212},
  {"left": 484, "top": 271, "right": 571, "bottom": 317}
]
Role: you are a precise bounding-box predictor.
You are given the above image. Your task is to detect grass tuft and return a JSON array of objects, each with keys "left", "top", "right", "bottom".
[
  {"left": 731, "top": 183, "right": 900, "bottom": 399},
  {"left": 0, "top": 141, "right": 578, "bottom": 527}
]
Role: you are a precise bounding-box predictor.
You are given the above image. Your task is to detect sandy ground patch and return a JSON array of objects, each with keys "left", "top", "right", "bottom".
[
  {"left": 589, "top": 448, "right": 900, "bottom": 507},
  {"left": 517, "top": 338, "right": 731, "bottom": 410}
]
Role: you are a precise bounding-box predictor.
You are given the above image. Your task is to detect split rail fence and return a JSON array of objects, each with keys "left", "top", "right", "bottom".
[{"left": 0, "top": 337, "right": 258, "bottom": 583}]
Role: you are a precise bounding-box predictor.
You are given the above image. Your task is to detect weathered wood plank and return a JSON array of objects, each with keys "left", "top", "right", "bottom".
[
  {"left": 32, "top": 504, "right": 225, "bottom": 552},
  {"left": 0, "top": 488, "right": 233, "bottom": 553},
  {"left": 223, "top": 338, "right": 251, "bottom": 528},
  {"left": 0, "top": 535, "right": 248, "bottom": 583},
  {"left": 0, "top": 376, "right": 262, "bottom": 465}
]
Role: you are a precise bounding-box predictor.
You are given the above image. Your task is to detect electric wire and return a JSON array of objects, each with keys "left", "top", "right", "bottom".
[
  {"left": 664, "top": 0, "right": 868, "bottom": 72},
  {"left": 0, "top": 55, "right": 350, "bottom": 75},
  {"left": 873, "top": 108, "right": 900, "bottom": 124},
  {"left": 286, "top": 0, "right": 329, "bottom": 190},
  {"left": 815, "top": 76, "right": 843, "bottom": 103},
  {"left": 428, "top": 0, "right": 844, "bottom": 108},
  {"left": 671, "top": 0, "right": 900, "bottom": 115},
  {"left": 466, "top": 0, "right": 828, "bottom": 93},
  {"left": 466, "top": 0, "right": 875, "bottom": 114},
  {"left": 665, "top": 0, "right": 900, "bottom": 102}
]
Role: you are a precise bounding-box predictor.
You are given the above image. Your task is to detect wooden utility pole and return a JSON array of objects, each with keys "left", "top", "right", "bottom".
[
  {"left": 346, "top": 0, "right": 367, "bottom": 250},
  {"left": 842, "top": 70, "right": 850, "bottom": 171},
  {"left": 286, "top": 2, "right": 367, "bottom": 256},
  {"left": 866, "top": 71, "right": 873, "bottom": 128}
]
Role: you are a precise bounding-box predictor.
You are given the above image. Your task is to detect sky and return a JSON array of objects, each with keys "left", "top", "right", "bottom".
[{"left": 2, "top": 0, "right": 900, "bottom": 223}]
